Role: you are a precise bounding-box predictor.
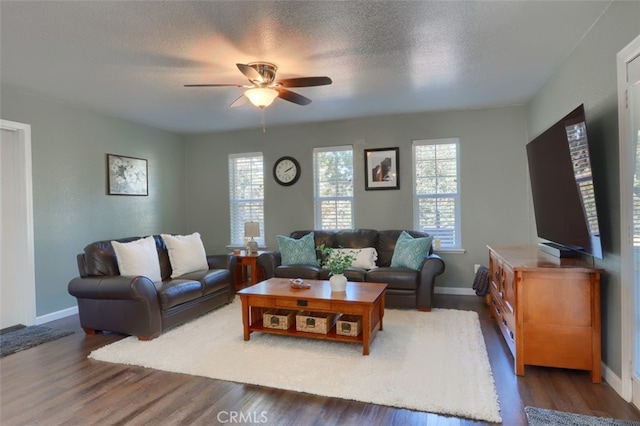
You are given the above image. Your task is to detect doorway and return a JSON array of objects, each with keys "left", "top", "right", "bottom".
[
  {"left": 0, "top": 119, "right": 35, "bottom": 329},
  {"left": 618, "top": 35, "right": 640, "bottom": 407}
]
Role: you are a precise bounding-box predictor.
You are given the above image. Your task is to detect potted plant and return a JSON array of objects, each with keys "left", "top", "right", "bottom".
[{"left": 317, "top": 244, "right": 359, "bottom": 292}]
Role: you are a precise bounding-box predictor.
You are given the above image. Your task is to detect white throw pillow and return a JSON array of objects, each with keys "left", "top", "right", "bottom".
[
  {"left": 330, "top": 247, "right": 378, "bottom": 270},
  {"left": 111, "top": 236, "right": 162, "bottom": 283},
  {"left": 161, "top": 232, "right": 209, "bottom": 278}
]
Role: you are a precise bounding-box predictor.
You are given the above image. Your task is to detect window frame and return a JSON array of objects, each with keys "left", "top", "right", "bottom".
[
  {"left": 313, "top": 145, "right": 354, "bottom": 230},
  {"left": 412, "top": 138, "right": 462, "bottom": 250},
  {"left": 228, "top": 152, "right": 265, "bottom": 247}
]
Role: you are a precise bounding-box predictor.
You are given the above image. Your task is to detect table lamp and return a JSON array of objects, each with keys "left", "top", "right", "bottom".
[{"left": 244, "top": 221, "right": 260, "bottom": 254}]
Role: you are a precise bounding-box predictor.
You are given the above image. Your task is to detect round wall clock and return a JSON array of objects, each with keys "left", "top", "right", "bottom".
[{"left": 273, "top": 156, "right": 301, "bottom": 186}]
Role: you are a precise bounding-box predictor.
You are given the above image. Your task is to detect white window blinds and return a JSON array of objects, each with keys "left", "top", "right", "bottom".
[
  {"left": 229, "top": 152, "right": 264, "bottom": 246},
  {"left": 313, "top": 146, "right": 354, "bottom": 230},
  {"left": 413, "top": 139, "right": 461, "bottom": 248}
]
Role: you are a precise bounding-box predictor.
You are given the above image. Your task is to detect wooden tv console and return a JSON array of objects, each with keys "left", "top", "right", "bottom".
[{"left": 487, "top": 245, "right": 603, "bottom": 383}]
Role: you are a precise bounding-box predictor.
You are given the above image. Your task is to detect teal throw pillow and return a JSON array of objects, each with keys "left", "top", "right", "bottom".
[
  {"left": 277, "top": 232, "right": 318, "bottom": 266},
  {"left": 390, "top": 231, "right": 433, "bottom": 271}
]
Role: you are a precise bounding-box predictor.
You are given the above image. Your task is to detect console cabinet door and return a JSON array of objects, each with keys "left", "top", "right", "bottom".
[
  {"left": 503, "top": 265, "right": 516, "bottom": 316},
  {"left": 521, "top": 271, "right": 594, "bottom": 371}
]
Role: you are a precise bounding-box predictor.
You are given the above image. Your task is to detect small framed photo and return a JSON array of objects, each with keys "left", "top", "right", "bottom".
[
  {"left": 364, "top": 147, "right": 399, "bottom": 190},
  {"left": 107, "top": 154, "right": 148, "bottom": 196}
]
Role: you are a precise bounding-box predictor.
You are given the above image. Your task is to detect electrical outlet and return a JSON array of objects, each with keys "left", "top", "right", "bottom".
[{"left": 474, "top": 264, "right": 481, "bottom": 274}]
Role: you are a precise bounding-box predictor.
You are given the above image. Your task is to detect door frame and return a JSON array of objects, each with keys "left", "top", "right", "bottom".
[
  {"left": 0, "top": 119, "right": 36, "bottom": 327},
  {"left": 618, "top": 34, "right": 640, "bottom": 405}
]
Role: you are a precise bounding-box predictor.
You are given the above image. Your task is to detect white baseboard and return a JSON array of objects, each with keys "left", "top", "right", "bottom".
[
  {"left": 602, "top": 362, "right": 628, "bottom": 401},
  {"left": 435, "top": 286, "right": 476, "bottom": 296},
  {"left": 36, "top": 306, "right": 78, "bottom": 325}
]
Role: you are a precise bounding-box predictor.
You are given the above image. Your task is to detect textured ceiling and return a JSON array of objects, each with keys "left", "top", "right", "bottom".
[{"left": 0, "top": 1, "right": 612, "bottom": 134}]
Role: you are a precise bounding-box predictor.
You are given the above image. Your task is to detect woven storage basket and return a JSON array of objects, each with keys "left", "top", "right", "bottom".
[
  {"left": 263, "top": 309, "right": 296, "bottom": 330},
  {"left": 296, "top": 312, "right": 337, "bottom": 334},
  {"left": 336, "top": 315, "right": 362, "bottom": 337}
]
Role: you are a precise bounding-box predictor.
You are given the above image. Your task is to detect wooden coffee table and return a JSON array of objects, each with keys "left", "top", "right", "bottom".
[{"left": 237, "top": 278, "right": 387, "bottom": 355}]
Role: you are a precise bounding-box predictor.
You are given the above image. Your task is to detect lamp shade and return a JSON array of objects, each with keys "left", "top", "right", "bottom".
[
  {"left": 244, "top": 221, "right": 260, "bottom": 238},
  {"left": 244, "top": 88, "right": 278, "bottom": 108}
]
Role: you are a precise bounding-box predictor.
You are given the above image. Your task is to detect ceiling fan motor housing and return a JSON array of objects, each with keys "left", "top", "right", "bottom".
[{"left": 248, "top": 62, "right": 277, "bottom": 85}]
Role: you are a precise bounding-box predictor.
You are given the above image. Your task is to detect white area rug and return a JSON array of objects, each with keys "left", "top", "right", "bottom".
[{"left": 89, "top": 301, "right": 502, "bottom": 422}]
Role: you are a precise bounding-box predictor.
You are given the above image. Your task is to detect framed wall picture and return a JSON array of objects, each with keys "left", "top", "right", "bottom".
[
  {"left": 107, "top": 154, "right": 148, "bottom": 196},
  {"left": 364, "top": 147, "right": 399, "bottom": 190}
]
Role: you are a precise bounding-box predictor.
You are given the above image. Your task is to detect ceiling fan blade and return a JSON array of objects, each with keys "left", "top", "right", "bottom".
[
  {"left": 236, "top": 63, "right": 264, "bottom": 83},
  {"left": 275, "top": 76, "right": 332, "bottom": 87},
  {"left": 184, "top": 84, "right": 244, "bottom": 87},
  {"left": 230, "top": 94, "right": 248, "bottom": 107},
  {"left": 276, "top": 88, "right": 312, "bottom": 106}
]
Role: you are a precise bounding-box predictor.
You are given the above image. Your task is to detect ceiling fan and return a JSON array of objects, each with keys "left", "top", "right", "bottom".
[{"left": 184, "top": 62, "right": 332, "bottom": 108}]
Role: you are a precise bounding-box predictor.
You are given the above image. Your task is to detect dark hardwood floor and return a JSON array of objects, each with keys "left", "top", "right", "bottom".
[{"left": 1, "top": 294, "right": 639, "bottom": 425}]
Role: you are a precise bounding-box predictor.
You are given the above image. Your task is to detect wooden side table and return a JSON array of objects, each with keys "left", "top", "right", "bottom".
[{"left": 233, "top": 250, "right": 265, "bottom": 288}]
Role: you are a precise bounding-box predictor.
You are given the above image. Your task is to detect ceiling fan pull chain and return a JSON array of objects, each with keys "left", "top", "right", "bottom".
[{"left": 261, "top": 108, "right": 267, "bottom": 132}]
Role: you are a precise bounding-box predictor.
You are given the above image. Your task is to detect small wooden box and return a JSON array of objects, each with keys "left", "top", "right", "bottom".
[
  {"left": 296, "top": 312, "right": 337, "bottom": 334},
  {"left": 263, "top": 309, "right": 296, "bottom": 330},
  {"left": 336, "top": 315, "right": 362, "bottom": 337}
]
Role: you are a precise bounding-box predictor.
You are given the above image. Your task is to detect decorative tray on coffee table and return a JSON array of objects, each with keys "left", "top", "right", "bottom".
[{"left": 289, "top": 278, "right": 311, "bottom": 289}]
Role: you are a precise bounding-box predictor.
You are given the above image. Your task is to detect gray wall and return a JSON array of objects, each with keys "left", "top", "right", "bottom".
[
  {"left": 527, "top": 0, "right": 640, "bottom": 376},
  {"left": 184, "top": 105, "right": 532, "bottom": 289},
  {"left": 1, "top": 86, "right": 187, "bottom": 316}
]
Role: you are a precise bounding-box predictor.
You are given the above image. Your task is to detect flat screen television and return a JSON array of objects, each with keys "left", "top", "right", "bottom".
[{"left": 526, "top": 104, "right": 603, "bottom": 258}]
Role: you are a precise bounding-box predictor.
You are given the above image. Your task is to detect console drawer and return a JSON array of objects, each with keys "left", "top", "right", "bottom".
[
  {"left": 247, "top": 296, "right": 275, "bottom": 307},
  {"left": 277, "top": 298, "right": 331, "bottom": 310}
]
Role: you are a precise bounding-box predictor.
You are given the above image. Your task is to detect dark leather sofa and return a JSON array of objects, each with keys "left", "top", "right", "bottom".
[
  {"left": 257, "top": 229, "right": 445, "bottom": 311},
  {"left": 68, "top": 235, "right": 236, "bottom": 340}
]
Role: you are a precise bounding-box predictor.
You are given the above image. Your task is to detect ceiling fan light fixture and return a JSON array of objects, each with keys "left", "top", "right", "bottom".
[{"left": 244, "top": 87, "right": 278, "bottom": 108}]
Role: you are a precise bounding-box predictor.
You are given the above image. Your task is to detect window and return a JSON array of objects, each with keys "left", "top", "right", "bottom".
[
  {"left": 413, "top": 139, "right": 461, "bottom": 248},
  {"left": 313, "top": 146, "right": 354, "bottom": 230},
  {"left": 229, "top": 152, "right": 264, "bottom": 246}
]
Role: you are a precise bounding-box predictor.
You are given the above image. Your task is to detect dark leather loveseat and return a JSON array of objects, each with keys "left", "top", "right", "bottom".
[
  {"left": 68, "top": 235, "right": 236, "bottom": 340},
  {"left": 257, "top": 229, "right": 445, "bottom": 311}
]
